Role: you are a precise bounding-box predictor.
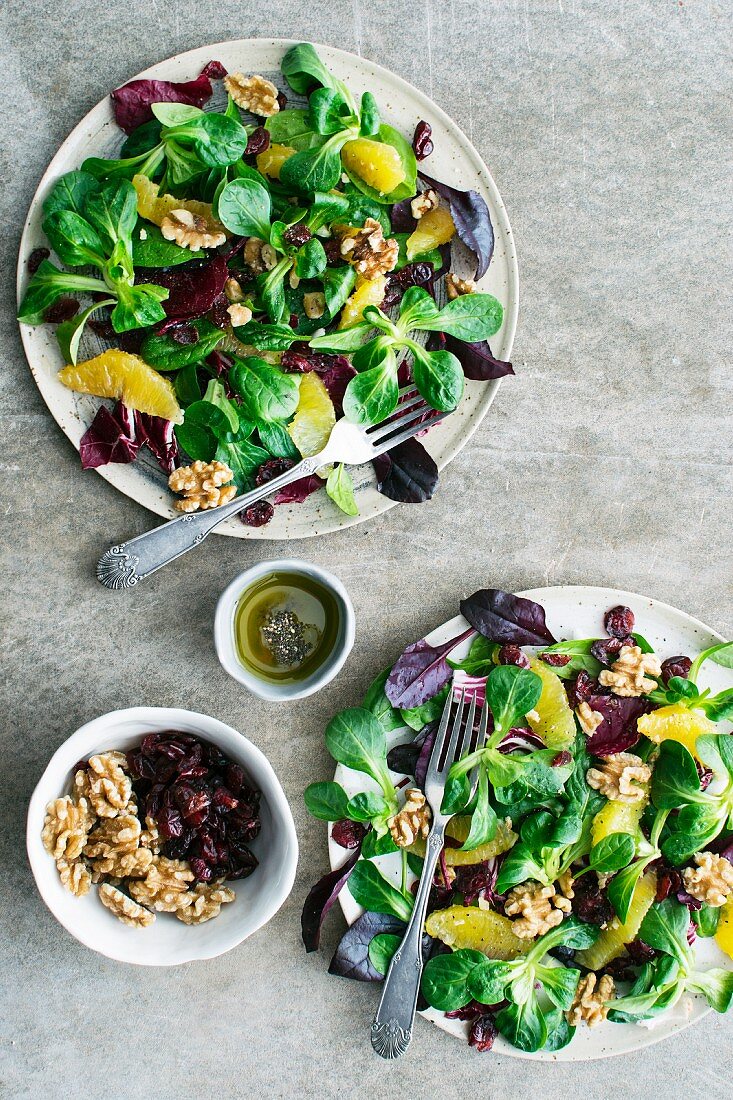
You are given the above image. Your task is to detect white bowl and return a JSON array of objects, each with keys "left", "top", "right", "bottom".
[
  {"left": 214, "top": 560, "right": 356, "bottom": 702},
  {"left": 26, "top": 706, "right": 298, "bottom": 966}
]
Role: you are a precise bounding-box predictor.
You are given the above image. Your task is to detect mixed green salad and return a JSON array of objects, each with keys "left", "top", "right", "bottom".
[
  {"left": 18, "top": 44, "right": 511, "bottom": 526},
  {"left": 302, "top": 590, "right": 733, "bottom": 1054}
]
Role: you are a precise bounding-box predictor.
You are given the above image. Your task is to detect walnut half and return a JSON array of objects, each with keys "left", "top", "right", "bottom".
[
  {"left": 160, "top": 209, "right": 226, "bottom": 251},
  {"left": 224, "top": 73, "right": 280, "bottom": 116},
  {"left": 169, "top": 460, "right": 237, "bottom": 513},
  {"left": 98, "top": 883, "right": 155, "bottom": 928}
]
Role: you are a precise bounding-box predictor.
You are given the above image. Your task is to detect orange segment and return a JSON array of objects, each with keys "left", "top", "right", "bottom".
[
  {"left": 410, "top": 816, "right": 516, "bottom": 867},
  {"left": 341, "top": 138, "right": 406, "bottom": 195},
  {"left": 286, "top": 373, "right": 335, "bottom": 458},
  {"left": 338, "top": 274, "right": 387, "bottom": 328},
  {"left": 715, "top": 900, "right": 733, "bottom": 960},
  {"left": 637, "top": 703, "right": 717, "bottom": 757},
  {"left": 591, "top": 798, "right": 647, "bottom": 848},
  {"left": 406, "top": 206, "right": 455, "bottom": 260},
  {"left": 59, "top": 350, "right": 182, "bottom": 423},
  {"left": 256, "top": 144, "right": 295, "bottom": 180},
  {"left": 132, "top": 174, "right": 224, "bottom": 233},
  {"left": 526, "top": 658, "right": 576, "bottom": 750},
  {"left": 426, "top": 906, "right": 528, "bottom": 960}
]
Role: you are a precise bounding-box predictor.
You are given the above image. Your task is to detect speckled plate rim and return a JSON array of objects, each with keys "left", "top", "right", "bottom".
[
  {"left": 16, "top": 37, "right": 518, "bottom": 540},
  {"left": 328, "top": 584, "right": 732, "bottom": 1060}
]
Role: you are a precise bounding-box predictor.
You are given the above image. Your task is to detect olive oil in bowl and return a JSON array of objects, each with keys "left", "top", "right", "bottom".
[{"left": 234, "top": 571, "right": 341, "bottom": 685}]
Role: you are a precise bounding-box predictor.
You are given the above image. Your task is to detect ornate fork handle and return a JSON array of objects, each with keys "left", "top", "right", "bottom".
[
  {"left": 371, "top": 826, "right": 446, "bottom": 1059},
  {"left": 96, "top": 458, "right": 317, "bottom": 589}
]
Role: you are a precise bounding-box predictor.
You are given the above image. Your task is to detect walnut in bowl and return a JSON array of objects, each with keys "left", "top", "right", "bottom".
[{"left": 27, "top": 707, "right": 298, "bottom": 965}]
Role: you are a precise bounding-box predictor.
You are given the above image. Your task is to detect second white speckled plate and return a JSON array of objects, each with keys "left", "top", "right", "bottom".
[
  {"left": 16, "top": 38, "right": 518, "bottom": 539},
  {"left": 329, "top": 585, "right": 732, "bottom": 1060}
]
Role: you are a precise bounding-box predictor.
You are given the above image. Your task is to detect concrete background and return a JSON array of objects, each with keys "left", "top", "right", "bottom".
[{"left": 1, "top": 1, "right": 731, "bottom": 1096}]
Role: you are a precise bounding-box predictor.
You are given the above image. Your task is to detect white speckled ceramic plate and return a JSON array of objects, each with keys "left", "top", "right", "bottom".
[
  {"left": 329, "top": 586, "right": 732, "bottom": 1060},
  {"left": 16, "top": 38, "right": 518, "bottom": 539}
]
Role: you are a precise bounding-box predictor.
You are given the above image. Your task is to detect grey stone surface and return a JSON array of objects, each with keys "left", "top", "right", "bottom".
[{"left": 1, "top": 1, "right": 731, "bottom": 1096}]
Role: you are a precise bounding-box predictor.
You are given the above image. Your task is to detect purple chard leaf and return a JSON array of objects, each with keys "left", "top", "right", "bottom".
[
  {"left": 328, "top": 911, "right": 406, "bottom": 982},
  {"left": 373, "top": 436, "right": 439, "bottom": 504},
  {"left": 585, "top": 694, "right": 649, "bottom": 756},
  {"left": 386, "top": 627, "right": 474, "bottom": 710},
  {"left": 419, "top": 171, "right": 494, "bottom": 279},
  {"left": 460, "top": 589, "right": 557, "bottom": 647},
  {"left": 444, "top": 333, "right": 514, "bottom": 381},
  {"left": 301, "top": 844, "right": 362, "bottom": 953}
]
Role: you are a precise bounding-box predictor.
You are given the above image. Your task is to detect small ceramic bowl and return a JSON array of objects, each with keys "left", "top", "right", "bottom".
[
  {"left": 214, "top": 559, "right": 355, "bottom": 702},
  {"left": 27, "top": 707, "right": 298, "bottom": 966}
]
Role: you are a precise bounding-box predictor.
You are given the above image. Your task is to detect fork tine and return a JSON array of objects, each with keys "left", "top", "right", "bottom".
[
  {"left": 458, "top": 692, "right": 477, "bottom": 762},
  {"left": 372, "top": 412, "right": 446, "bottom": 455},
  {"left": 368, "top": 400, "right": 430, "bottom": 443},
  {"left": 397, "top": 384, "right": 420, "bottom": 400},
  {"left": 467, "top": 695, "right": 489, "bottom": 756},
  {"left": 376, "top": 391, "right": 426, "bottom": 421},
  {"left": 440, "top": 688, "right": 467, "bottom": 772}
]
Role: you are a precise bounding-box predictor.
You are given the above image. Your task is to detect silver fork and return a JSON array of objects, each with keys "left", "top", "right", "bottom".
[
  {"left": 96, "top": 388, "right": 442, "bottom": 589},
  {"left": 371, "top": 688, "right": 490, "bottom": 1060}
]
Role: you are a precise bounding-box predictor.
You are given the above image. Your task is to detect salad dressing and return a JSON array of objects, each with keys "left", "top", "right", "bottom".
[{"left": 234, "top": 571, "right": 340, "bottom": 684}]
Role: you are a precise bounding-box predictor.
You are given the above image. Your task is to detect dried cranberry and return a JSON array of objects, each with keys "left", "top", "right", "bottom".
[
  {"left": 412, "top": 120, "right": 434, "bottom": 160},
  {"left": 169, "top": 322, "right": 199, "bottom": 345},
  {"left": 197, "top": 829, "right": 218, "bottom": 863},
  {"left": 175, "top": 784, "right": 211, "bottom": 826},
  {"left": 245, "top": 126, "right": 270, "bottom": 156},
  {"left": 283, "top": 223, "right": 312, "bottom": 247},
  {"left": 88, "top": 315, "right": 116, "bottom": 340},
  {"left": 118, "top": 328, "right": 145, "bottom": 354},
  {"left": 452, "top": 861, "right": 498, "bottom": 906},
  {"left": 572, "top": 872, "right": 613, "bottom": 926},
  {"left": 277, "top": 91, "right": 288, "bottom": 110},
  {"left": 626, "top": 938, "right": 657, "bottom": 964},
  {"left": 200, "top": 60, "right": 227, "bottom": 79},
  {"left": 213, "top": 786, "right": 239, "bottom": 812},
  {"left": 226, "top": 763, "right": 246, "bottom": 793},
  {"left": 189, "top": 857, "right": 214, "bottom": 882},
  {"left": 661, "top": 655, "right": 692, "bottom": 685},
  {"left": 497, "top": 644, "right": 530, "bottom": 669},
  {"left": 156, "top": 806, "right": 184, "bottom": 840},
  {"left": 383, "top": 262, "right": 434, "bottom": 308},
  {"left": 280, "top": 349, "right": 318, "bottom": 373},
  {"left": 43, "top": 297, "right": 80, "bottom": 323},
  {"left": 552, "top": 750, "right": 572, "bottom": 767},
  {"left": 469, "top": 1014, "right": 497, "bottom": 1052},
  {"left": 28, "top": 246, "right": 50, "bottom": 273},
  {"left": 323, "top": 239, "right": 342, "bottom": 265},
  {"left": 604, "top": 605, "right": 635, "bottom": 638},
  {"left": 539, "top": 652, "right": 571, "bottom": 667},
  {"left": 227, "top": 847, "right": 259, "bottom": 879},
  {"left": 590, "top": 637, "right": 626, "bottom": 665},
  {"left": 331, "top": 819, "right": 366, "bottom": 849},
  {"left": 240, "top": 500, "right": 274, "bottom": 527},
  {"left": 255, "top": 458, "right": 296, "bottom": 486},
  {"left": 569, "top": 670, "right": 599, "bottom": 705}
]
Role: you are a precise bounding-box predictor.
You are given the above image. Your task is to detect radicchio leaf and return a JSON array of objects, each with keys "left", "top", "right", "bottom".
[
  {"left": 314, "top": 355, "right": 355, "bottom": 417},
  {"left": 498, "top": 728, "right": 545, "bottom": 753},
  {"left": 301, "top": 845, "right": 361, "bottom": 953},
  {"left": 79, "top": 402, "right": 138, "bottom": 469},
  {"left": 111, "top": 72, "right": 213, "bottom": 133},
  {"left": 137, "top": 256, "right": 228, "bottom": 320},
  {"left": 419, "top": 171, "right": 494, "bottom": 279},
  {"left": 133, "top": 411, "right": 179, "bottom": 473},
  {"left": 328, "top": 911, "right": 405, "bottom": 981},
  {"left": 390, "top": 198, "right": 417, "bottom": 233},
  {"left": 459, "top": 589, "right": 557, "bottom": 646},
  {"left": 584, "top": 694, "right": 648, "bottom": 756},
  {"left": 444, "top": 333, "right": 514, "bottom": 381},
  {"left": 373, "top": 436, "right": 439, "bottom": 504},
  {"left": 386, "top": 627, "right": 473, "bottom": 709},
  {"left": 274, "top": 475, "right": 324, "bottom": 505}
]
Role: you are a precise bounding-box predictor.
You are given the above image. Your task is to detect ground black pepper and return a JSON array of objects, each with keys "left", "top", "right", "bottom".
[{"left": 260, "top": 609, "right": 312, "bottom": 667}]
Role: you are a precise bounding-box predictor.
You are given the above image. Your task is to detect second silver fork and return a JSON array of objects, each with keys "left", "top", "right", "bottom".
[
  {"left": 370, "top": 687, "right": 489, "bottom": 1060},
  {"left": 96, "top": 387, "right": 443, "bottom": 589}
]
